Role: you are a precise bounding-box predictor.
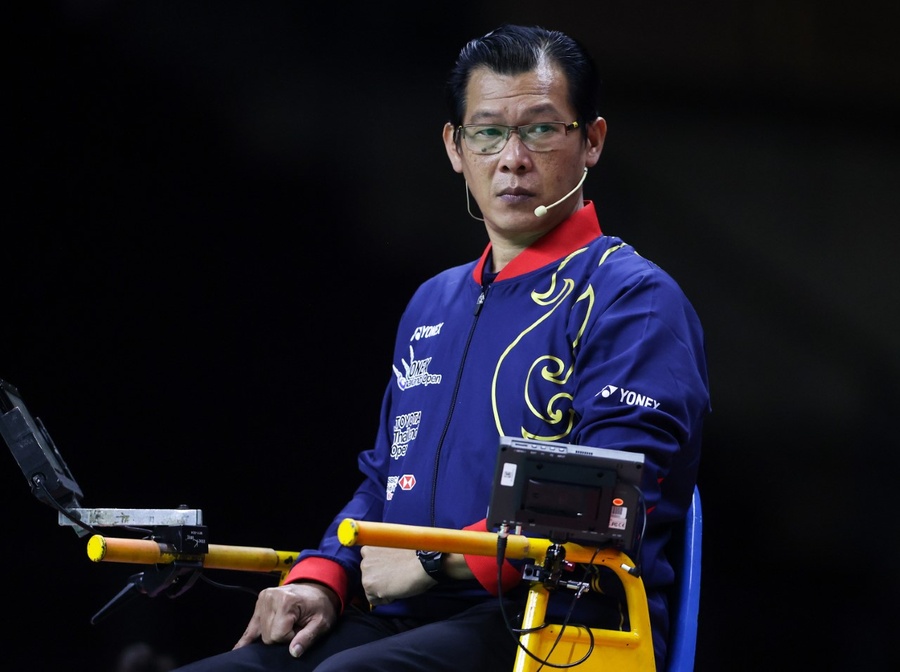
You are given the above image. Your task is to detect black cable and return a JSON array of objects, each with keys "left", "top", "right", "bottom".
[
  {"left": 198, "top": 573, "right": 261, "bottom": 597},
  {"left": 495, "top": 533, "right": 594, "bottom": 670},
  {"left": 33, "top": 474, "right": 155, "bottom": 537},
  {"left": 33, "top": 475, "right": 100, "bottom": 536},
  {"left": 623, "top": 484, "right": 648, "bottom": 578}
]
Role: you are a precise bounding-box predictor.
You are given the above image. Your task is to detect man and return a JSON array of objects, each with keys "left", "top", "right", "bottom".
[{"left": 173, "top": 23, "right": 710, "bottom": 672}]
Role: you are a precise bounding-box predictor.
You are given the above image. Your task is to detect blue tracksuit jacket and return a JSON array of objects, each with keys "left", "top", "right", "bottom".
[{"left": 286, "top": 201, "right": 710, "bottom": 661}]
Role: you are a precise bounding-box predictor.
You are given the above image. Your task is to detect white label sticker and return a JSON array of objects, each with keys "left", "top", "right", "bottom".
[
  {"left": 609, "top": 505, "right": 628, "bottom": 530},
  {"left": 500, "top": 462, "right": 517, "bottom": 487}
]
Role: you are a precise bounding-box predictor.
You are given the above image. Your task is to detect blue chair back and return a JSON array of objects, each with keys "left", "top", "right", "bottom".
[{"left": 666, "top": 485, "right": 702, "bottom": 672}]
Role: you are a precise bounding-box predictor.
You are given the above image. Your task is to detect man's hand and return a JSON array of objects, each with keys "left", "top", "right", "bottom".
[
  {"left": 360, "top": 546, "right": 435, "bottom": 606},
  {"left": 233, "top": 582, "right": 340, "bottom": 658}
]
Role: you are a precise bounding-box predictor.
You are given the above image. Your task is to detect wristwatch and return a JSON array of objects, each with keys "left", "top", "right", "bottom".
[{"left": 416, "top": 550, "right": 449, "bottom": 582}]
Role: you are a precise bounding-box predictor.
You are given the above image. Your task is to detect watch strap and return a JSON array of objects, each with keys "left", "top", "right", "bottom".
[{"left": 416, "top": 550, "right": 449, "bottom": 582}]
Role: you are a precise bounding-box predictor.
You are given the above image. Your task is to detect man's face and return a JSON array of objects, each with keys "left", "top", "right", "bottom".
[{"left": 443, "top": 62, "right": 604, "bottom": 247}]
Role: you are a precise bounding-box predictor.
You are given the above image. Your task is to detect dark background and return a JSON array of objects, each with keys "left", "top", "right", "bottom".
[{"left": 5, "top": 2, "right": 898, "bottom": 670}]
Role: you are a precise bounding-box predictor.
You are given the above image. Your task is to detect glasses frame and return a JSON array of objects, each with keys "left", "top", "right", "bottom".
[{"left": 455, "top": 121, "right": 580, "bottom": 154}]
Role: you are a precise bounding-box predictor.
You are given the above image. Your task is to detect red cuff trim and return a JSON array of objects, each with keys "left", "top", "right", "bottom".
[
  {"left": 283, "top": 557, "right": 349, "bottom": 613},
  {"left": 462, "top": 519, "right": 521, "bottom": 595}
]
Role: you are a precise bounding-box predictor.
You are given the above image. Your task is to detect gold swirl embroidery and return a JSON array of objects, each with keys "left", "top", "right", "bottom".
[{"left": 492, "top": 243, "right": 627, "bottom": 441}]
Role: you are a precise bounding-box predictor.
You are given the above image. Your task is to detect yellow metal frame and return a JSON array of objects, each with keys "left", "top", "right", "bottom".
[
  {"left": 88, "top": 520, "right": 655, "bottom": 671},
  {"left": 336, "top": 519, "right": 655, "bottom": 671}
]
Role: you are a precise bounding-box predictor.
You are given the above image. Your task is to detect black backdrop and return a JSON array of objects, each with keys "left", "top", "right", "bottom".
[{"left": 5, "top": 3, "right": 899, "bottom": 670}]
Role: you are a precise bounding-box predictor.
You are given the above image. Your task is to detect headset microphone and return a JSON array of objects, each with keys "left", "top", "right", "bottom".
[{"left": 534, "top": 167, "right": 589, "bottom": 217}]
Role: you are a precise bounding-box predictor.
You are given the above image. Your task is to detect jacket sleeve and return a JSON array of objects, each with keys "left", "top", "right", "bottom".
[
  {"left": 283, "top": 380, "right": 398, "bottom": 610},
  {"left": 461, "top": 518, "right": 523, "bottom": 595},
  {"left": 571, "top": 254, "right": 710, "bottom": 584}
]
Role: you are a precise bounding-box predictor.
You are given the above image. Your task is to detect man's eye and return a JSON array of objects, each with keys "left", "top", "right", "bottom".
[
  {"left": 527, "top": 123, "right": 557, "bottom": 137},
  {"left": 475, "top": 126, "right": 504, "bottom": 139}
]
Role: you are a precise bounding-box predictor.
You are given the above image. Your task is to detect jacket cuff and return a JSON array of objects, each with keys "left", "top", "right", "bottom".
[
  {"left": 283, "top": 557, "right": 349, "bottom": 613},
  {"left": 462, "top": 519, "right": 521, "bottom": 595}
]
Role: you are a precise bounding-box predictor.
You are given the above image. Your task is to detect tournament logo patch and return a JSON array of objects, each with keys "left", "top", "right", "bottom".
[
  {"left": 391, "top": 411, "right": 421, "bottom": 460},
  {"left": 392, "top": 345, "right": 443, "bottom": 391}
]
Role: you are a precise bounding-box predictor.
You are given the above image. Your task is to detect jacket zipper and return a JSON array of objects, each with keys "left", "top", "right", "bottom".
[{"left": 429, "top": 282, "right": 491, "bottom": 525}]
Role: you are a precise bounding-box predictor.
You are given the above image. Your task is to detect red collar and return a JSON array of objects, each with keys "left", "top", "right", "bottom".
[{"left": 473, "top": 201, "right": 602, "bottom": 282}]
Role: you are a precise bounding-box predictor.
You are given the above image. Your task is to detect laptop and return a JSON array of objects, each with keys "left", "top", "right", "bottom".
[{"left": 1, "top": 378, "right": 203, "bottom": 537}]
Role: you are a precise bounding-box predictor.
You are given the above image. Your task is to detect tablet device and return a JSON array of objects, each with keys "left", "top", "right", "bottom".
[{"left": 487, "top": 435, "right": 644, "bottom": 549}]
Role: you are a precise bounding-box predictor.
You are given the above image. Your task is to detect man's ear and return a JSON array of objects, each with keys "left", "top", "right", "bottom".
[
  {"left": 443, "top": 123, "right": 464, "bottom": 174},
  {"left": 584, "top": 117, "right": 607, "bottom": 168}
]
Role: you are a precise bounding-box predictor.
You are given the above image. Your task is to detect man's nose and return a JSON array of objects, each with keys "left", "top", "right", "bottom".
[{"left": 498, "top": 130, "right": 533, "bottom": 168}]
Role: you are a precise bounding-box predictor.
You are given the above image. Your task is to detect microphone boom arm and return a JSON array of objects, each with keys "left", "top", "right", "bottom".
[{"left": 534, "top": 167, "right": 588, "bottom": 217}]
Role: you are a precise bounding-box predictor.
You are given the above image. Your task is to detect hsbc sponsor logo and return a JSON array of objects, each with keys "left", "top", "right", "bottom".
[
  {"left": 386, "top": 474, "right": 416, "bottom": 501},
  {"left": 597, "top": 384, "right": 661, "bottom": 409}
]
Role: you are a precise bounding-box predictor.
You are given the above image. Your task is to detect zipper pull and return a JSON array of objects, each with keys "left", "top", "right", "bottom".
[{"left": 474, "top": 287, "right": 487, "bottom": 316}]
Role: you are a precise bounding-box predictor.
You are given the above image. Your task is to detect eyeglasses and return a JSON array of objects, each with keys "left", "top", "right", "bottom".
[{"left": 456, "top": 121, "right": 579, "bottom": 154}]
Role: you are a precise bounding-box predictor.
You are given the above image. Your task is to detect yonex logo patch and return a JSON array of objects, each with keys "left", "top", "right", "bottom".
[
  {"left": 598, "top": 384, "right": 618, "bottom": 398},
  {"left": 597, "top": 384, "right": 661, "bottom": 409}
]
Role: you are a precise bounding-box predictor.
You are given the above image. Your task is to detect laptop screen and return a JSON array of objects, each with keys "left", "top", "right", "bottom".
[{"left": 1, "top": 378, "right": 84, "bottom": 508}]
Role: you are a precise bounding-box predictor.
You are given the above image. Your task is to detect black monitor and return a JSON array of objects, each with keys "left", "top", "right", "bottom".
[
  {"left": 1, "top": 378, "right": 83, "bottom": 509},
  {"left": 487, "top": 436, "right": 645, "bottom": 549}
]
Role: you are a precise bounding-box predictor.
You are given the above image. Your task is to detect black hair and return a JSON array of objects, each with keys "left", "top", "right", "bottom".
[{"left": 445, "top": 24, "right": 601, "bottom": 141}]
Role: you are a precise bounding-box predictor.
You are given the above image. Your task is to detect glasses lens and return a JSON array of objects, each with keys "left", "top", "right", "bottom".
[
  {"left": 461, "top": 123, "right": 570, "bottom": 154},
  {"left": 463, "top": 125, "right": 508, "bottom": 153},
  {"left": 519, "top": 123, "right": 567, "bottom": 151}
]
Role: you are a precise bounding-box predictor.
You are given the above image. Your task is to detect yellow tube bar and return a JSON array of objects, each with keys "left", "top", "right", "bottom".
[
  {"left": 87, "top": 535, "right": 299, "bottom": 575},
  {"left": 336, "top": 518, "right": 635, "bottom": 568}
]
